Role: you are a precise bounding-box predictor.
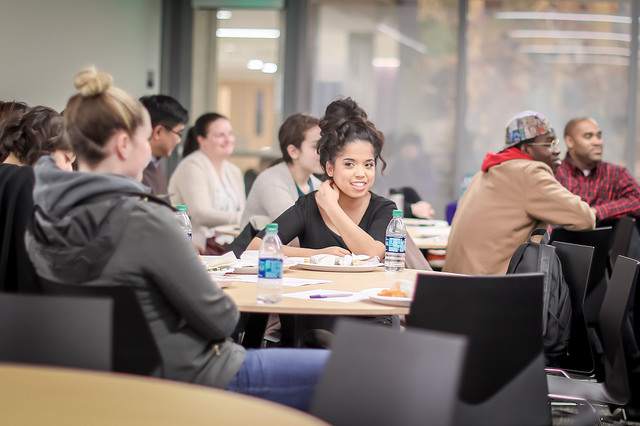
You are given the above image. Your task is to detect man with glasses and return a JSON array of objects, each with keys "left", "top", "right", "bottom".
[
  {"left": 556, "top": 117, "right": 640, "bottom": 225},
  {"left": 140, "top": 95, "right": 189, "bottom": 198},
  {"left": 443, "top": 111, "right": 595, "bottom": 275}
]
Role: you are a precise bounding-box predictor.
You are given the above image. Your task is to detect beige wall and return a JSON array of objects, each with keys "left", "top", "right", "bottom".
[{"left": 0, "top": 0, "right": 162, "bottom": 111}]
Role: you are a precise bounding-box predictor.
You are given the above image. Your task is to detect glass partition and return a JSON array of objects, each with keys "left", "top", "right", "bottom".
[
  {"left": 311, "top": 1, "right": 459, "bottom": 217},
  {"left": 466, "top": 1, "right": 632, "bottom": 176}
]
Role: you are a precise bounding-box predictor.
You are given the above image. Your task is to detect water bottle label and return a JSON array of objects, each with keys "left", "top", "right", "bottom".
[
  {"left": 386, "top": 236, "right": 406, "bottom": 253},
  {"left": 258, "top": 258, "right": 283, "bottom": 279}
]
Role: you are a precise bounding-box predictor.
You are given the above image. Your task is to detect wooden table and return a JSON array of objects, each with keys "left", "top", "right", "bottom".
[
  {"left": 0, "top": 363, "right": 326, "bottom": 425},
  {"left": 223, "top": 267, "right": 420, "bottom": 347},
  {"left": 223, "top": 267, "right": 419, "bottom": 315}
]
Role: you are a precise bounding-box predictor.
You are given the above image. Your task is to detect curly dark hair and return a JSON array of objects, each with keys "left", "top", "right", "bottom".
[
  {"left": 1, "top": 105, "right": 70, "bottom": 166},
  {"left": 317, "top": 97, "right": 386, "bottom": 175},
  {"left": 0, "top": 101, "right": 30, "bottom": 162}
]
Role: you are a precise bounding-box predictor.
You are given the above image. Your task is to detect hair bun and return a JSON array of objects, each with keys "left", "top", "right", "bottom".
[{"left": 74, "top": 66, "right": 113, "bottom": 97}]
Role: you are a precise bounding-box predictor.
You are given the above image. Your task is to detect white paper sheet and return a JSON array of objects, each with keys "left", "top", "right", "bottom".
[{"left": 283, "top": 289, "right": 368, "bottom": 302}]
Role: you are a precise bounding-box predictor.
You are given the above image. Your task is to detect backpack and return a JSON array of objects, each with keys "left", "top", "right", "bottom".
[{"left": 506, "top": 228, "right": 572, "bottom": 363}]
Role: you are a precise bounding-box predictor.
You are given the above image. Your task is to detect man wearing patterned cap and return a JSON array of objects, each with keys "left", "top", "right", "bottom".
[{"left": 443, "top": 111, "right": 595, "bottom": 275}]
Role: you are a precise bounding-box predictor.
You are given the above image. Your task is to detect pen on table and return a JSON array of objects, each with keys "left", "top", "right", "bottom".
[{"left": 309, "top": 293, "right": 352, "bottom": 299}]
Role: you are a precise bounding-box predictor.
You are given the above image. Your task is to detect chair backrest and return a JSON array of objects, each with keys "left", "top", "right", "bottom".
[
  {"left": 41, "top": 281, "right": 161, "bottom": 376},
  {"left": 550, "top": 226, "right": 614, "bottom": 326},
  {"left": 551, "top": 241, "right": 595, "bottom": 375},
  {"left": 598, "top": 255, "right": 640, "bottom": 402},
  {"left": 0, "top": 293, "right": 111, "bottom": 371},
  {"left": 609, "top": 217, "right": 637, "bottom": 270},
  {"left": 310, "top": 318, "right": 467, "bottom": 426},
  {"left": 406, "top": 273, "right": 551, "bottom": 426}
]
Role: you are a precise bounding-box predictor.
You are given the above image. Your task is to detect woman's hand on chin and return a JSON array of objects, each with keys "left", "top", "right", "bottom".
[
  {"left": 316, "top": 246, "right": 351, "bottom": 257},
  {"left": 315, "top": 180, "right": 340, "bottom": 212}
]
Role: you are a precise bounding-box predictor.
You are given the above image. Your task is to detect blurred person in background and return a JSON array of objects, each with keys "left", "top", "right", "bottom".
[
  {"left": 383, "top": 132, "right": 436, "bottom": 219},
  {"left": 557, "top": 117, "right": 640, "bottom": 225},
  {"left": 139, "top": 95, "right": 188, "bottom": 199},
  {"left": 1, "top": 103, "right": 72, "bottom": 293},
  {"left": 168, "top": 113, "right": 245, "bottom": 252},
  {"left": 240, "top": 113, "right": 323, "bottom": 232}
]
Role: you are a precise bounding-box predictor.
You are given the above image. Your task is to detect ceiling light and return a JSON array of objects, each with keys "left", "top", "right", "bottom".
[
  {"left": 372, "top": 57, "right": 401, "bottom": 68},
  {"left": 247, "top": 59, "right": 264, "bottom": 70},
  {"left": 261, "top": 63, "right": 278, "bottom": 74},
  {"left": 509, "top": 29, "right": 630, "bottom": 42},
  {"left": 496, "top": 11, "right": 630, "bottom": 24},
  {"left": 216, "top": 10, "right": 232, "bottom": 20},
  {"left": 216, "top": 28, "right": 280, "bottom": 39}
]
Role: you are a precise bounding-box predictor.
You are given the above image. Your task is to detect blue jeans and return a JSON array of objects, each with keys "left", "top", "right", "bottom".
[{"left": 226, "top": 348, "right": 329, "bottom": 412}]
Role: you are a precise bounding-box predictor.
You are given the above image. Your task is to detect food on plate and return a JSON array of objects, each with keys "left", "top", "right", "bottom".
[
  {"left": 377, "top": 279, "right": 414, "bottom": 298},
  {"left": 377, "top": 288, "right": 408, "bottom": 298},
  {"left": 207, "top": 265, "right": 229, "bottom": 272}
]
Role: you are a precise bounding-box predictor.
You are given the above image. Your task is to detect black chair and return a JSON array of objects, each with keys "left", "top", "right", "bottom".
[
  {"left": 406, "top": 273, "right": 551, "bottom": 426},
  {"left": 310, "top": 318, "right": 467, "bottom": 426},
  {"left": 41, "top": 281, "right": 162, "bottom": 377},
  {"left": 609, "top": 217, "right": 637, "bottom": 270},
  {"left": 550, "top": 227, "right": 614, "bottom": 329},
  {"left": 547, "top": 256, "right": 640, "bottom": 409},
  {"left": 0, "top": 293, "right": 111, "bottom": 371},
  {"left": 551, "top": 241, "right": 596, "bottom": 375}
]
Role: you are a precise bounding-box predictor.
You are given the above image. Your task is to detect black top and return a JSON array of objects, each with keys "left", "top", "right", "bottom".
[
  {"left": 258, "top": 191, "right": 395, "bottom": 249},
  {"left": 0, "top": 163, "right": 40, "bottom": 293}
]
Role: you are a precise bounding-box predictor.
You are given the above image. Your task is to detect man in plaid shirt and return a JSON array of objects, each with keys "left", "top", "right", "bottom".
[{"left": 556, "top": 117, "right": 640, "bottom": 225}]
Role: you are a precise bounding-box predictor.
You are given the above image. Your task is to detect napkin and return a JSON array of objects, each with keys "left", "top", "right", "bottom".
[{"left": 201, "top": 252, "right": 238, "bottom": 268}]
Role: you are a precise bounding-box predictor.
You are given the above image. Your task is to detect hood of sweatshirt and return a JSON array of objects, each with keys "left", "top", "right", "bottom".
[
  {"left": 481, "top": 147, "right": 532, "bottom": 172},
  {"left": 26, "top": 156, "right": 150, "bottom": 283}
]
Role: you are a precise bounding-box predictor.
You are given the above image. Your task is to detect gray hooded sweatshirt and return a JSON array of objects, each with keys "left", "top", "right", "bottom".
[{"left": 26, "top": 157, "right": 245, "bottom": 388}]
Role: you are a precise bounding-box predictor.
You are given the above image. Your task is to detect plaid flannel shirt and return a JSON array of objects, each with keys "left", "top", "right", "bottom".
[{"left": 555, "top": 155, "right": 640, "bottom": 223}]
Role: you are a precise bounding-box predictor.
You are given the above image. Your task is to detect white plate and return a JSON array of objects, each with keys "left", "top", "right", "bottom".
[
  {"left": 295, "top": 262, "right": 383, "bottom": 272},
  {"left": 411, "top": 227, "right": 450, "bottom": 238},
  {"left": 230, "top": 259, "right": 298, "bottom": 275},
  {"left": 361, "top": 287, "right": 412, "bottom": 306},
  {"left": 404, "top": 218, "right": 449, "bottom": 227}
]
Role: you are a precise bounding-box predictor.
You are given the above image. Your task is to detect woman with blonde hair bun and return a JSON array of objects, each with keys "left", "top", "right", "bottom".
[{"left": 25, "top": 67, "right": 327, "bottom": 412}]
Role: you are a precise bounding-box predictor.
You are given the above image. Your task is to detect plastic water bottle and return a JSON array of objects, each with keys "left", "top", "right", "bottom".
[
  {"left": 385, "top": 210, "right": 406, "bottom": 272},
  {"left": 175, "top": 205, "right": 192, "bottom": 241},
  {"left": 257, "top": 223, "right": 284, "bottom": 304}
]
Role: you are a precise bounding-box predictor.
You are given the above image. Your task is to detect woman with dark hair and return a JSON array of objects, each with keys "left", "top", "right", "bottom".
[
  {"left": 2, "top": 106, "right": 75, "bottom": 170},
  {"left": 248, "top": 97, "right": 394, "bottom": 259},
  {"left": 0, "top": 103, "right": 72, "bottom": 293},
  {"left": 169, "top": 113, "right": 245, "bottom": 250},
  {"left": 25, "top": 67, "right": 327, "bottom": 412},
  {"left": 240, "top": 113, "right": 323, "bottom": 231},
  {"left": 247, "top": 98, "right": 396, "bottom": 348}
]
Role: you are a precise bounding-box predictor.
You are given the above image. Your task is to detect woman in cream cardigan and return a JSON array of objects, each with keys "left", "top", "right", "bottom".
[{"left": 169, "top": 113, "right": 245, "bottom": 250}]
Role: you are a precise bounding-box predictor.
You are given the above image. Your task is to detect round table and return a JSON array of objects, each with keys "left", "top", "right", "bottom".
[{"left": 0, "top": 363, "right": 327, "bottom": 425}]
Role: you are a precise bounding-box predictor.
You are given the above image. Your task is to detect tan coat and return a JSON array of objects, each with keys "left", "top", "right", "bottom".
[{"left": 443, "top": 159, "right": 595, "bottom": 275}]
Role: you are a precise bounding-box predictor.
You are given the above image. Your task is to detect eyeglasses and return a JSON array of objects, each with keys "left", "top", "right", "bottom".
[
  {"left": 163, "top": 125, "right": 184, "bottom": 138},
  {"left": 526, "top": 139, "right": 560, "bottom": 149}
]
